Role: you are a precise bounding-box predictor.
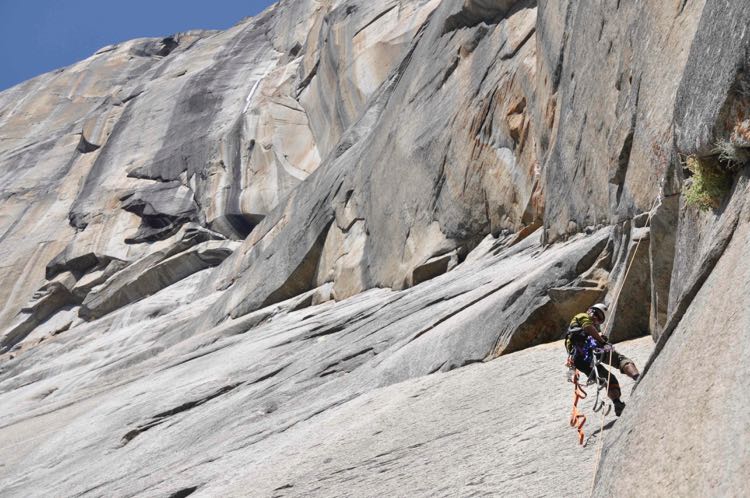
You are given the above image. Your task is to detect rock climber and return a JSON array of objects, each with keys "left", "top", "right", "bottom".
[{"left": 565, "top": 303, "right": 640, "bottom": 416}]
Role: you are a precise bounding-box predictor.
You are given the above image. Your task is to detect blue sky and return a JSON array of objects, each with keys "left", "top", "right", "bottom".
[{"left": 0, "top": 0, "right": 277, "bottom": 91}]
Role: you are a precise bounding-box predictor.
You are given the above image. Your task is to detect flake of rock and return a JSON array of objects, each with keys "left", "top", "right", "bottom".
[
  {"left": 80, "top": 240, "right": 239, "bottom": 320},
  {"left": 120, "top": 181, "right": 199, "bottom": 244}
]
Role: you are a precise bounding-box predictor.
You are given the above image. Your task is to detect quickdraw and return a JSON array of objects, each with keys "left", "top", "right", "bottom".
[{"left": 589, "top": 348, "right": 612, "bottom": 416}]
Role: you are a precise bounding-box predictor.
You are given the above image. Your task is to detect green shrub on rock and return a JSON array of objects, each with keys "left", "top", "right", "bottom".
[{"left": 683, "top": 155, "right": 733, "bottom": 211}]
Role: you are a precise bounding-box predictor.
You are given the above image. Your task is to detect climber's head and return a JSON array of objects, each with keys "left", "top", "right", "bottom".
[{"left": 588, "top": 303, "right": 608, "bottom": 324}]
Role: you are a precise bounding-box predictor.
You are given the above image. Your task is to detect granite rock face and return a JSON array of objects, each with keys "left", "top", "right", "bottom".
[
  {"left": 0, "top": 230, "right": 643, "bottom": 497},
  {"left": 594, "top": 1, "right": 750, "bottom": 489},
  {"left": 0, "top": 0, "right": 749, "bottom": 495},
  {"left": 595, "top": 172, "right": 750, "bottom": 497}
]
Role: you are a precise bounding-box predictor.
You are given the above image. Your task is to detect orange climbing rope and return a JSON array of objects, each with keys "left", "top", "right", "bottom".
[{"left": 568, "top": 366, "right": 588, "bottom": 445}]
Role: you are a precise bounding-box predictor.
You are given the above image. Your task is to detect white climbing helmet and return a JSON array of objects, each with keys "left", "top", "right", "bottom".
[{"left": 588, "top": 303, "right": 608, "bottom": 321}]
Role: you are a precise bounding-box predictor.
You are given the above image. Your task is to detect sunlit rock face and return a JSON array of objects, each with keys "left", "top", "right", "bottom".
[{"left": 1, "top": 0, "right": 750, "bottom": 495}]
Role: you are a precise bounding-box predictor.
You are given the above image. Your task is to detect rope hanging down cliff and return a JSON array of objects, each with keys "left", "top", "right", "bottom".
[
  {"left": 586, "top": 198, "right": 660, "bottom": 494},
  {"left": 565, "top": 198, "right": 660, "bottom": 439}
]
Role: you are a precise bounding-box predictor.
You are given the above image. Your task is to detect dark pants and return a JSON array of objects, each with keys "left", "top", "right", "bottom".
[{"left": 573, "top": 350, "right": 628, "bottom": 400}]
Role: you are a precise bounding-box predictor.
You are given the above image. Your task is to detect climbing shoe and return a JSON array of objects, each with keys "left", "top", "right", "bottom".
[
  {"left": 622, "top": 362, "right": 640, "bottom": 381},
  {"left": 613, "top": 399, "right": 626, "bottom": 417}
]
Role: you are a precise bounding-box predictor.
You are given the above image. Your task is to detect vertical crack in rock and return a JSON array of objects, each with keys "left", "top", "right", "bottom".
[
  {"left": 637, "top": 208, "right": 741, "bottom": 385},
  {"left": 552, "top": 2, "right": 575, "bottom": 91},
  {"left": 602, "top": 220, "right": 652, "bottom": 342},
  {"left": 613, "top": 130, "right": 633, "bottom": 186},
  {"left": 649, "top": 194, "right": 680, "bottom": 340},
  {"left": 609, "top": 75, "right": 641, "bottom": 209}
]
